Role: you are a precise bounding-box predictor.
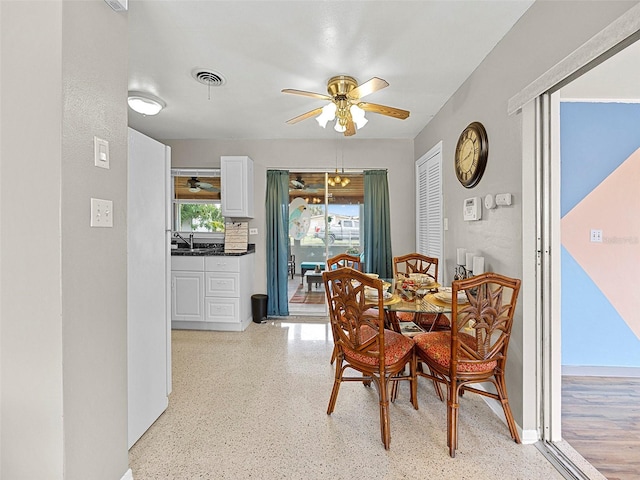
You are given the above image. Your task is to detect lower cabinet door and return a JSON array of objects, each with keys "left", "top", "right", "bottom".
[
  {"left": 205, "top": 297, "right": 240, "bottom": 323},
  {"left": 171, "top": 271, "right": 205, "bottom": 322}
]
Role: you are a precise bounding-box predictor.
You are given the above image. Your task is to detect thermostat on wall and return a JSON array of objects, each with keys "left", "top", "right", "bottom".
[{"left": 463, "top": 197, "right": 482, "bottom": 221}]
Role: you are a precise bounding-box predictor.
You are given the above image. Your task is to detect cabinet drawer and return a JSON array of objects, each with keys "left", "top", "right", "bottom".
[
  {"left": 205, "top": 272, "right": 240, "bottom": 297},
  {"left": 205, "top": 297, "right": 240, "bottom": 323},
  {"left": 205, "top": 256, "right": 240, "bottom": 273},
  {"left": 171, "top": 256, "right": 205, "bottom": 271}
]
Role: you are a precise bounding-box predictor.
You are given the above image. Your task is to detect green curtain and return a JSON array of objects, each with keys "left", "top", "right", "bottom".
[
  {"left": 266, "top": 170, "right": 290, "bottom": 316},
  {"left": 363, "top": 170, "right": 393, "bottom": 278}
]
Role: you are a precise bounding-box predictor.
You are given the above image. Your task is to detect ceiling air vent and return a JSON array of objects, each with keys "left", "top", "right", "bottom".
[{"left": 192, "top": 69, "right": 226, "bottom": 87}]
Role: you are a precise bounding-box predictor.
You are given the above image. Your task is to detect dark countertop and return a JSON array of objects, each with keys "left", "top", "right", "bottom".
[{"left": 171, "top": 243, "right": 255, "bottom": 256}]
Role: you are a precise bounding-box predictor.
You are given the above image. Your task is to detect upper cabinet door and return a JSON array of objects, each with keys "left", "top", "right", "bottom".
[{"left": 221, "top": 155, "right": 254, "bottom": 218}]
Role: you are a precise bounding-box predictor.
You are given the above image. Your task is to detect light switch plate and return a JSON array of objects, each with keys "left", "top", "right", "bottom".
[
  {"left": 94, "top": 136, "right": 110, "bottom": 169},
  {"left": 590, "top": 229, "right": 602, "bottom": 243},
  {"left": 91, "top": 198, "right": 113, "bottom": 227},
  {"left": 496, "top": 193, "right": 512, "bottom": 206}
]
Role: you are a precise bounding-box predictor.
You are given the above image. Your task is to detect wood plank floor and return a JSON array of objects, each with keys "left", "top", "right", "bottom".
[{"left": 562, "top": 376, "right": 640, "bottom": 480}]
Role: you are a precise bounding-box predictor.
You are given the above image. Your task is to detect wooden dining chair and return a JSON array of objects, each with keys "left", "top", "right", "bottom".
[
  {"left": 326, "top": 253, "right": 366, "bottom": 364},
  {"left": 323, "top": 267, "right": 418, "bottom": 449},
  {"left": 393, "top": 253, "right": 449, "bottom": 331},
  {"left": 413, "top": 272, "right": 522, "bottom": 457},
  {"left": 326, "top": 253, "right": 363, "bottom": 271},
  {"left": 288, "top": 253, "right": 296, "bottom": 279}
]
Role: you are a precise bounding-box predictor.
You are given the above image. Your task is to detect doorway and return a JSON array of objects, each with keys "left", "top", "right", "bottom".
[
  {"left": 287, "top": 171, "right": 364, "bottom": 315},
  {"left": 522, "top": 24, "right": 640, "bottom": 479}
]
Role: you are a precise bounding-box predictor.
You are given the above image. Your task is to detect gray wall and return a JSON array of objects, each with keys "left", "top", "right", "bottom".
[
  {"left": 165, "top": 138, "right": 415, "bottom": 295},
  {"left": 414, "top": 0, "right": 638, "bottom": 432},
  {"left": 1, "top": 1, "right": 129, "bottom": 479}
]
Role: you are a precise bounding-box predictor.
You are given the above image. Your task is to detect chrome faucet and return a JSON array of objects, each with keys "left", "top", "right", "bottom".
[{"left": 173, "top": 232, "right": 194, "bottom": 250}]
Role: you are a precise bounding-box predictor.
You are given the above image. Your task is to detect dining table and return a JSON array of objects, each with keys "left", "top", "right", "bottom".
[{"left": 370, "top": 277, "right": 461, "bottom": 334}]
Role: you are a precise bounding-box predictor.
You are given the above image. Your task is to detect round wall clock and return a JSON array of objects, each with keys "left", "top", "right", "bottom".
[{"left": 454, "top": 121, "right": 488, "bottom": 188}]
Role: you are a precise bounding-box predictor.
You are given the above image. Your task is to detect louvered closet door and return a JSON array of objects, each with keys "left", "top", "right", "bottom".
[{"left": 416, "top": 143, "right": 443, "bottom": 276}]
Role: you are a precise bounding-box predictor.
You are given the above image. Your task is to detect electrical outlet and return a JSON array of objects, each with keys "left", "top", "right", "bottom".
[
  {"left": 91, "top": 198, "right": 113, "bottom": 227},
  {"left": 590, "top": 229, "right": 602, "bottom": 243},
  {"left": 249, "top": 228, "right": 258, "bottom": 235}
]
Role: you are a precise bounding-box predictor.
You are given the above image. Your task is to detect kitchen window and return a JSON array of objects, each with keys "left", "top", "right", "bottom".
[{"left": 171, "top": 169, "right": 225, "bottom": 234}]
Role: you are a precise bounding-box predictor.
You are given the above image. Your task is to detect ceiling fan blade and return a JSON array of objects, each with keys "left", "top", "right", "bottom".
[
  {"left": 281, "top": 89, "right": 332, "bottom": 101},
  {"left": 358, "top": 102, "right": 410, "bottom": 120},
  {"left": 285, "top": 107, "right": 324, "bottom": 125},
  {"left": 348, "top": 77, "right": 389, "bottom": 100},
  {"left": 344, "top": 119, "right": 356, "bottom": 137}
]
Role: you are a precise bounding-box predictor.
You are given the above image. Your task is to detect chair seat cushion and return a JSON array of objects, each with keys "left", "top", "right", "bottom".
[
  {"left": 396, "top": 312, "right": 415, "bottom": 322},
  {"left": 415, "top": 313, "right": 450, "bottom": 330},
  {"left": 344, "top": 325, "right": 414, "bottom": 367},
  {"left": 414, "top": 331, "right": 497, "bottom": 373}
]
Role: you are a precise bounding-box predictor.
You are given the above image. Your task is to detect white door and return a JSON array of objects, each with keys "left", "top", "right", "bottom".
[
  {"left": 416, "top": 142, "right": 443, "bottom": 278},
  {"left": 127, "top": 128, "right": 171, "bottom": 448}
]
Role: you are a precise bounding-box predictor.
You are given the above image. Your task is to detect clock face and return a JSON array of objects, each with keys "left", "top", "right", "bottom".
[{"left": 455, "top": 122, "right": 488, "bottom": 188}]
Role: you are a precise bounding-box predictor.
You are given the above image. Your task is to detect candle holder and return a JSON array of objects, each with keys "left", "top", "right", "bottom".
[{"left": 454, "top": 264, "right": 472, "bottom": 280}]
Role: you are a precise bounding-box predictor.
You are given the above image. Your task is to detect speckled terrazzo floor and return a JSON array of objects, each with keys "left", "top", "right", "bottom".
[{"left": 128, "top": 320, "right": 565, "bottom": 480}]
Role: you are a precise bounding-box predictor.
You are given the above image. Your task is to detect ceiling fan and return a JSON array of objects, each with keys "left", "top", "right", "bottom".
[
  {"left": 282, "top": 75, "right": 410, "bottom": 136},
  {"left": 187, "top": 177, "right": 218, "bottom": 193},
  {"left": 290, "top": 175, "right": 306, "bottom": 189}
]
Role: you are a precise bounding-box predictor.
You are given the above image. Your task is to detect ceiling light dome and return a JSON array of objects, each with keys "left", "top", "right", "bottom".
[
  {"left": 127, "top": 91, "right": 166, "bottom": 116},
  {"left": 316, "top": 102, "right": 336, "bottom": 128}
]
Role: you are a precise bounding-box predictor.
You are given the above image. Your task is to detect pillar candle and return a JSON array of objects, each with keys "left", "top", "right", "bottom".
[
  {"left": 456, "top": 248, "right": 466, "bottom": 265},
  {"left": 473, "top": 256, "right": 485, "bottom": 275},
  {"left": 465, "top": 252, "right": 474, "bottom": 270}
]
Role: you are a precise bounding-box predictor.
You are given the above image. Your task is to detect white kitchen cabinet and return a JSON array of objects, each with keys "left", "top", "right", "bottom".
[
  {"left": 204, "top": 255, "right": 253, "bottom": 330},
  {"left": 171, "top": 253, "right": 254, "bottom": 331},
  {"left": 221, "top": 155, "right": 254, "bottom": 218},
  {"left": 171, "top": 256, "right": 205, "bottom": 323},
  {"left": 171, "top": 271, "right": 205, "bottom": 321}
]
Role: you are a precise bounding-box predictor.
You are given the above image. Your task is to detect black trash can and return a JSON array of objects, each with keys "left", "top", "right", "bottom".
[{"left": 251, "top": 294, "right": 268, "bottom": 323}]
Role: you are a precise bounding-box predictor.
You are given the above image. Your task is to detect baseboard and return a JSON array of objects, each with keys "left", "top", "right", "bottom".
[
  {"left": 562, "top": 365, "right": 640, "bottom": 377},
  {"left": 121, "top": 468, "right": 134, "bottom": 480},
  {"left": 474, "top": 383, "right": 538, "bottom": 444}
]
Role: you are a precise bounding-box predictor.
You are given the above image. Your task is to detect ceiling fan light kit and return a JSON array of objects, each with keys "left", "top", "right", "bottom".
[
  {"left": 127, "top": 91, "right": 165, "bottom": 116},
  {"left": 283, "top": 74, "right": 409, "bottom": 136},
  {"left": 316, "top": 103, "right": 337, "bottom": 128}
]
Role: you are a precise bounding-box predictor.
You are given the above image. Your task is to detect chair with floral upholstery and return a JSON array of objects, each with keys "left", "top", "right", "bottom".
[
  {"left": 413, "top": 272, "right": 522, "bottom": 457},
  {"left": 393, "top": 253, "right": 449, "bottom": 331},
  {"left": 323, "top": 267, "right": 418, "bottom": 449}
]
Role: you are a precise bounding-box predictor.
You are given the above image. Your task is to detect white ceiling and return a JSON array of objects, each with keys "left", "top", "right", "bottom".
[{"left": 127, "top": 0, "right": 534, "bottom": 141}]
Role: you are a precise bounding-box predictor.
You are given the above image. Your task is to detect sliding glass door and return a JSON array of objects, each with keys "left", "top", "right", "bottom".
[{"left": 287, "top": 171, "right": 364, "bottom": 315}]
